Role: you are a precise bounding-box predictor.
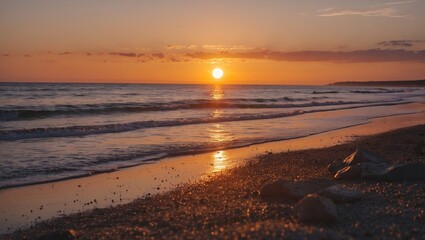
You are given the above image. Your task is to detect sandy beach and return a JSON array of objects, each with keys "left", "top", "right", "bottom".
[
  {"left": 2, "top": 1, "right": 425, "bottom": 239},
  {"left": 2, "top": 114, "right": 425, "bottom": 239}
]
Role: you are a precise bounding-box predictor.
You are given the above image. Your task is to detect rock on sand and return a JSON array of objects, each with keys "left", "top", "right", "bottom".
[
  {"left": 260, "top": 178, "right": 335, "bottom": 200},
  {"left": 317, "top": 184, "right": 362, "bottom": 203},
  {"left": 293, "top": 194, "right": 337, "bottom": 222},
  {"left": 385, "top": 162, "right": 425, "bottom": 180}
]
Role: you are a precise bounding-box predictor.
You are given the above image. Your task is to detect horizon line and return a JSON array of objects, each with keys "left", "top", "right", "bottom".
[{"left": 1, "top": 78, "right": 424, "bottom": 86}]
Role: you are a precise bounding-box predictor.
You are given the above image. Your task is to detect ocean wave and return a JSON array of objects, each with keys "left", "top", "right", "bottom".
[
  {"left": 0, "top": 110, "right": 303, "bottom": 140},
  {"left": 0, "top": 99, "right": 407, "bottom": 141},
  {"left": 312, "top": 90, "right": 339, "bottom": 94},
  {"left": 349, "top": 89, "right": 405, "bottom": 94},
  {"left": 0, "top": 98, "right": 372, "bottom": 122}
]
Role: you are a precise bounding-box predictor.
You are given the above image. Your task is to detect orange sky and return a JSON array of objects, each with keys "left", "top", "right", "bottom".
[{"left": 1, "top": 1, "right": 424, "bottom": 85}]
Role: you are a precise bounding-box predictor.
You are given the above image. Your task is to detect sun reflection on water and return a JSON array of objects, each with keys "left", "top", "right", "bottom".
[
  {"left": 208, "top": 122, "right": 234, "bottom": 173},
  {"left": 210, "top": 84, "right": 224, "bottom": 100},
  {"left": 208, "top": 123, "right": 234, "bottom": 143},
  {"left": 208, "top": 84, "right": 233, "bottom": 172},
  {"left": 211, "top": 109, "right": 223, "bottom": 118}
]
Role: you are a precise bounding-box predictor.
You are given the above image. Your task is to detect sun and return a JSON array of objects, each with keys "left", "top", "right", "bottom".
[{"left": 212, "top": 68, "right": 224, "bottom": 80}]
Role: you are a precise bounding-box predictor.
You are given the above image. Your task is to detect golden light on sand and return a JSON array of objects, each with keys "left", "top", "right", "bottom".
[
  {"left": 212, "top": 150, "right": 229, "bottom": 172},
  {"left": 212, "top": 68, "right": 224, "bottom": 80}
]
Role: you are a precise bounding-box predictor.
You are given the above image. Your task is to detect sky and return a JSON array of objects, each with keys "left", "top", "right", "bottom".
[{"left": 0, "top": 0, "right": 424, "bottom": 85}]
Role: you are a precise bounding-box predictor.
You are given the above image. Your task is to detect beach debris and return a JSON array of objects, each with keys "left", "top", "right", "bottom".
[
  {"left": 343, "top": 148, "right": 387, "bottom": 165},
  {"left": 331, "top": 148, "right": 425, "bottom": 181},
  {"left": 328, "top": 148, "right": 388, "bottom": 175},
  {"left": 317, "top": 185, "right": 362, "bottom": 203},
  {"left": 329, "top": 148, "right": 393, "bottom": 180},
  {"left": 334, "top": 165, "right": 361, "bottom": 179},
  {"left": 327, "top": 161, "right": 347, "bottom": 175},
  {"left": 39, "top": 229, "right": 78, "bottom": 240},
  {"left": 293, "top": 194, "right": 337, "bottom": 222},
  {"left": 260, "top": 178, "right": 335, "bottom": 200},
  {"left": 384, "top": 162, "right": 425, "bottom": 180}
]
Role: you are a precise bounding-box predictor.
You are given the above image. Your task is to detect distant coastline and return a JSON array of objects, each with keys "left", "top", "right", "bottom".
[{"left": 330, "top": 79, "right": 425, "bottom": 87}]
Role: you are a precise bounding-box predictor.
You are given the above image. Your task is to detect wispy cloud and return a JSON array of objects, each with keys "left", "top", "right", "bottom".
[
  {"left": 318, "top": 7, "right": 409, "bottom": 18},
  {"left": 186, "top": 49, "right": 425, "bottom": 63},
  {"left": 317, "top": 7, "right": 334, "bottom": 12},
  {"left": 166, "top": 44, "right": 198, "bottom": 50},
  {"left": 377, "top": 40, "right": 425, "bottom": 47},
  {"left": 166, "top": 44, "right": 256, "bottom": 52},
  {"left": 152, "top": 53, "right": 165, "bottom": 59},
  {"left": 4, "top": 46, "right": 425, "bottom": 63},
  {"left": 110, "top": 52, "right": 136, "bottom": 57},
  {"left": 384, "top": 0, "right": 415, "bottom": 5}
]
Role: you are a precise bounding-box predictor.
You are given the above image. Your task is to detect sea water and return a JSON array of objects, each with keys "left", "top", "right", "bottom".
[{"left": 0, "top": 82, "right": 424, "bottom": 188}]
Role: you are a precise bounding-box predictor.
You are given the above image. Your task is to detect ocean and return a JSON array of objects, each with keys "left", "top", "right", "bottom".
[{"left": 0, "top": 82, "right": 424, "bottom": 188}]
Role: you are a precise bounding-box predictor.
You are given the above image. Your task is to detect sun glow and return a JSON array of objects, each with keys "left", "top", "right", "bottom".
[{"left": 212, "top": 68, "right": 224, "bottom": 80}]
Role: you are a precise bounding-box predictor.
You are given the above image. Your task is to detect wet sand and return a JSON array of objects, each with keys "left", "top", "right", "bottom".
[{"left": 1, "top": 113, "right": 425, "bottom": 238}]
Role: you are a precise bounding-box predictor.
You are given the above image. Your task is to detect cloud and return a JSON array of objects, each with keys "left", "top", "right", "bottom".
[
  {"left": 152, "top": 53, "right": 165, "bottom": 59},
  {"left": 377, "top": 40, "right": 425, "bottom": 47},
  {"left": 166, "top": 44, "right": 199, "bottom": 50},
  {"left": 317, "top": 7, "right": 335, "bottom": 12},
  {"left": 201, "top": 45, "right": 256, "bottom": 51},
  {"left": 168, "top": 56, "right": 183, "bottom": 62},
  {"left": 384, "top": 1, "right": 415, "bottom": 5},
  {"left": 14, "top": 46, "right": 425, "bottom": 64},
  {"left": 109, "top": 52, "right": 139, "bottom": 57},
  {"left": 318, "top": 7, "right": 409, "bottom": 18},
  {"left": 186, "top": 49, "right": 425, "bottom": 63},
  {"left": 166, "top": 44, "right": 256, "bottom": 52}
]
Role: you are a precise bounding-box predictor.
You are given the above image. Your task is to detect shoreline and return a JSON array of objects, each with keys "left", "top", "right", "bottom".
[
  {"left": 3, "top": 122, "right": 425, "bottom": 239},
  {"left": 0, "top": 100, "right": 421, "bottom": 190},
  {"left": 0, "top": 109, "right": 424, "bottom": 234},
  {"left": 0, "top": 121, "right": 373, "bottom": 190}
]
